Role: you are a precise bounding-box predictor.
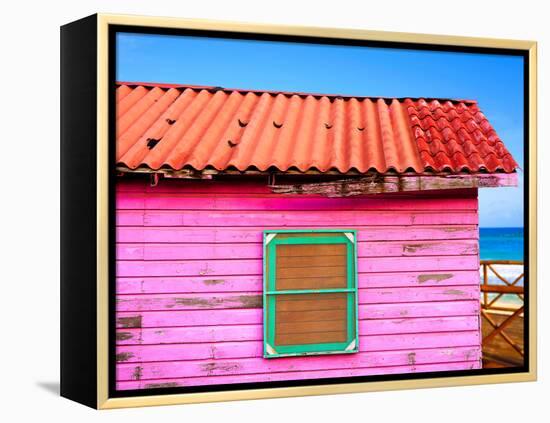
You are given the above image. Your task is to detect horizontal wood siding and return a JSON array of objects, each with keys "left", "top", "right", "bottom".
[{"left": 115, "top": 179, "right": 481, "bottom": 389}]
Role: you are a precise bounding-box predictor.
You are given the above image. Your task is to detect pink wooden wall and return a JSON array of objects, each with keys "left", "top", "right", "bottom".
[{"left": 115, "top": 178, "right": 482, "bottom": 390}]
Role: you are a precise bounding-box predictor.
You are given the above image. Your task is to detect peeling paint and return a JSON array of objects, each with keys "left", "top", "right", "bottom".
[
  {"left": 116, "top": 352, "right": 135, "bottom": 362},
  {"left": 116, "top": 331, "right": 133, "bottom": 341},
  {"left": 118, "top": 316, "right": 142, "bottom": 328},
  {"left": 407, "top": 352, "right": 416, "bottom": 366},
  {"left": 443, "top": 226, "right": 469, "bottom": 233},
  {"left": 175, "top": 295, "right": 262, "bottom": 309},
  {"left": 203, "top": 279, "right": 225, "bottom": 285},
  {"left": 201, "top": 362, "right": 241, "bottom": 375},
  {"left": 144, "top": 382, "right": 179, "bottom": 389},
  {"left": 443, "top": 289, "right": 466, "bottom": 296},
  {"left": 465, "top": 349, "right": 476, "bottom": 361},
  {"left": 417, "top": 273, "right": 453, "bottom": 284},
  {"left": 237, "top": 295, "right": 263, "bottom": 308},
  {"left": 403, "top": 243, "right": 429, "bottom": 254},
  {"left": 198, "top": 265, "right": 215, "bottom": 275},
  {"left": 271, "top": 174, "right": 508, "bottom": 197},
  {"left": 175, "top": 297, "right": 213, "bottom": 307},
  {"left": 132, "top": 366, "right": 143, "bottom": 381}
]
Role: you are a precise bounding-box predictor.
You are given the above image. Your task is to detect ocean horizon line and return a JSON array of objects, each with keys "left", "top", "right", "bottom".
[{"left": 480, "top": 227, "right": 524, "bottom": 229}]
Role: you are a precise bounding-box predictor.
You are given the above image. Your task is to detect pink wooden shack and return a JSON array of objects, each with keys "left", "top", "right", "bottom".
[{"left": 114, "top": 82, "right": 518, "bottom": 390}]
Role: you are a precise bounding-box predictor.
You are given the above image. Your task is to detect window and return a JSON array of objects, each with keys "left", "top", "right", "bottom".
[{"left": 263, "top": 230, "right": 359, "bottom": 358}]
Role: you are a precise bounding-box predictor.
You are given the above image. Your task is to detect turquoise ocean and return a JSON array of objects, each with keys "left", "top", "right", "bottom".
[
  {"left": 479, "top": 227, "right": 524, "bottom": 261},
  {"left": 479, "top": 227, "right": 524, "bottom": 304}
]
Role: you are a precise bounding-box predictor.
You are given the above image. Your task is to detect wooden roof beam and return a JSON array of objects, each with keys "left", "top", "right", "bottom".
[{"left": 269, "top": 173, "right": 518, "bottom": 197}]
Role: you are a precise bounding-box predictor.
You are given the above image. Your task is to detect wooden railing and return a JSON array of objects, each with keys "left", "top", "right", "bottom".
[{"left": 480, "top": 260, "right": 524, "bottom": 367}]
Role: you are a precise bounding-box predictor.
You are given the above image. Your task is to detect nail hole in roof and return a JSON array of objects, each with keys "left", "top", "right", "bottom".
[
  {"left": 166, "top": 118, "right": 176, "bottom": 125},
  {"left": 357, "top": 127, "right": 365, "bottom": 131},
  {"left": 273, "top": 121, "right": 283, "bottom": 128},
  {"left": 238, "top": 119, "right": 248, "bottom": 127},
  {"left": 227, "top": 140, "right": 238, "bottom": 148},
  {"left": 325, "top": 123, "right": 333, "bottom": 129},
  {"left": 147, "top": 138, "right": 161, "bottom": 149}
]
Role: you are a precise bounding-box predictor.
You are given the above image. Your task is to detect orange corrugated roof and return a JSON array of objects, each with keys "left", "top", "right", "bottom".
[{"left": 115, "top": 82, "right": 518, "bottom": 174}]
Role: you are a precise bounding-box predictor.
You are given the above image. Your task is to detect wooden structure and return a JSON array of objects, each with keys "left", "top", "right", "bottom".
[
  {"left": 116, "top": 178, "right": 485, "bottom": 389},
  {"left": 480, "top": 260, "right": 524, "bottom": 368}
]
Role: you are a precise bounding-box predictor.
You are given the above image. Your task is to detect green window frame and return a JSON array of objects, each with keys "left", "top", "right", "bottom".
[{"left": 263, "top": 229, "right": 359, "bottom": 358}]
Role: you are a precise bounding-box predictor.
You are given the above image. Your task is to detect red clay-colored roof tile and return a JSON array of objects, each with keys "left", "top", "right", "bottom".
[
  {"left": 451, "top": 152, "right": 470, "bottom": 171},
  {"left": 115, "top": 82, "right": 519, "bottom": 174}
]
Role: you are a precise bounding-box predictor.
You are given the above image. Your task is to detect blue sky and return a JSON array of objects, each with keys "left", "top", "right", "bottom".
[{"left": 116, "top": 33, "right": 524, "bottom": 228}]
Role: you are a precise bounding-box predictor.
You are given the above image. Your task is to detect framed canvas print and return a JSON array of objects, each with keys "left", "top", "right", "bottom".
[{"left": 60, "top": 13, "right": 537, "bottom": 409}]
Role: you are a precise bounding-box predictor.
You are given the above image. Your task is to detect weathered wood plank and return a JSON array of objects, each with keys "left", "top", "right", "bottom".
[
  {"left": 116, "top": 339, "right": 480, "bottom": 380},
  {"left": 116, "top": 300, "right": 480, "bottom": 328},
  {"left": 116, "top": 255, "right": 479, "bottom": 277},
  {"left": 116, "top": 194, "right": 478, "bottom": 211},
  {"left": 116, "top": 308, "right": 261, "bottom": 328},
  {"left": 117, "top": 225, "right": 478, "bottom": 243},
  {"left": 115, "top": 324, "right": 261, "bottom": 345},
  {"left": 360, "top": 315, "right": 480, "bottom": 335},
  {"left": 116, "top": 340, "right": 263, "bottom": 362},
  {"left": 116, "top": 275, "right": 261, "bottom": 294},
  {"left": 364, "top": 300, "right": 480, "bottom": 319},
  {"left": 115, "top": 286, "right": 479, "bottom": 312},
  {"left": 115, "top": 178, "right": 480, "bottom": 195},
  {"left": 360, "top": 285, "right": 480, "bottom": 304},
  {"left": 115, "top": 316, "right": 480, "bottom": 345},
  {"left": 116, "top": 239, "right": 479, "bottom": 260},
  {"left": 116, "top": 210, "right": 477, "bottom": 227},
  {"left": 116, "top": 293, "right": 263, "bottom": 312},
  {"left": 116, "top": 344, "right": 480, "bottom": 368},
  {"left": 361, "top": 270, "right": 479, "bottom": 288},
  {"left": 116, "top": 180, "right": 274, "bottom": 194},
  {"left": 269, "top": 173, "right": 516, "bottom": 196},
  {"left": 117, "top": 360, "right": 481, "bottom": 389},
  {"left": 116, "top": 270, "right": 480, "bottom": 294}
]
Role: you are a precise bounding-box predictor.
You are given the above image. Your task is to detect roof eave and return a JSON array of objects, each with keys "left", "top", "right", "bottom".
[{"left": 116, "top": 166, "right": 518, "bottom": 191}]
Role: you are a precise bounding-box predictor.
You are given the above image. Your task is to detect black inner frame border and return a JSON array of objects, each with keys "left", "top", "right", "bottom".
[{"left": 108, "top": 23, "right": 531, "bottom": 399}]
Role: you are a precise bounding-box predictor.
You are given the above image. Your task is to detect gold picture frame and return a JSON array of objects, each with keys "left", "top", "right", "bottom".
[{"left": 61, "top": 13, "right": 537, "bottom": 409}]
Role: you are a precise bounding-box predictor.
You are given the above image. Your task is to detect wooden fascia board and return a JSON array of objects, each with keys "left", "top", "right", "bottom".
[{"left": 269, "top": 173, "right": 518, "bottom": 197}]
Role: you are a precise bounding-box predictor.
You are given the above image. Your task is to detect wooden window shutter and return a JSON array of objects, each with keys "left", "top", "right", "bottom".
[{"left": 263, "top": 230, "right": 359, "bottom": 358}]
